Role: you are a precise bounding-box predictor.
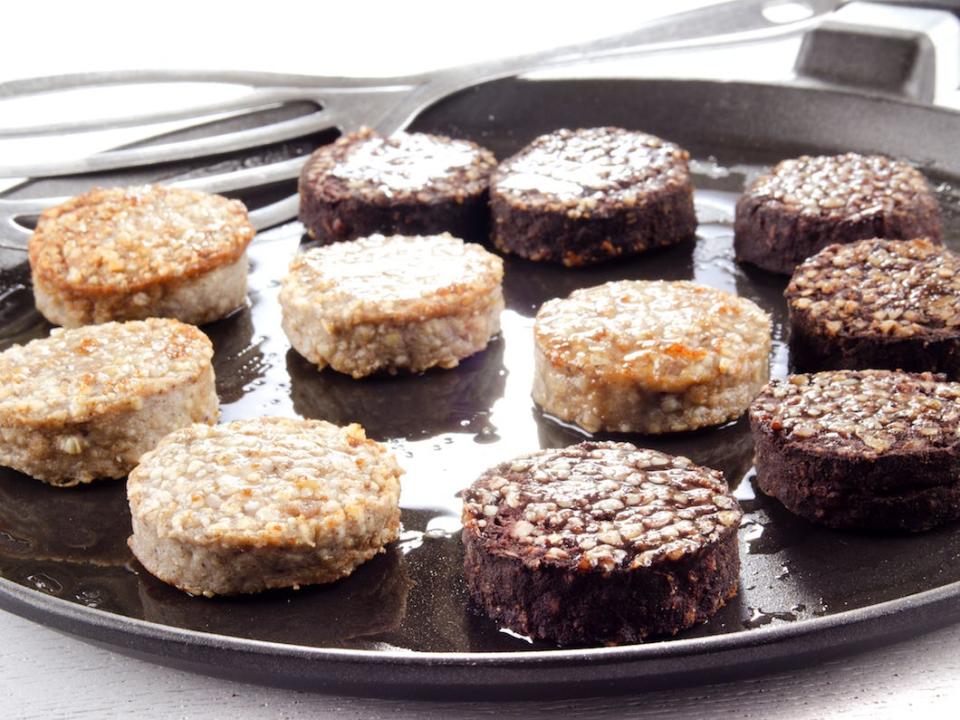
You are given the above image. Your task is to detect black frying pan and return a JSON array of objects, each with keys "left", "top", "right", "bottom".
[{"left": 0, "top": 4, "right": 959, "bottom": 700}]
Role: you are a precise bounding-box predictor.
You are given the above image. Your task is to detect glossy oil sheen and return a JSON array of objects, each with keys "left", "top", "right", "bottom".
[{"left": 0, "top": 149, "right": 959, "bottom": 654}]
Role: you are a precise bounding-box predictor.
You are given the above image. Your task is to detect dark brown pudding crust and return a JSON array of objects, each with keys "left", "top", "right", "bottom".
[
  {"left": 750, "top": 370, "right": 960, "bottom": 532},
  {"left": 298, "top": 128, "right": 497, "bottom": 244},
  {"left": 490, "top": 127, "right": 697, "bottom": 267},
  {"left": 786, "top": 239, "right": 960, "bottom": 376},
  {"left": 734, "top": 153, "right": 942, "bottom": 275},
  {"left": 461, "top": 442, "right": 741, "bottom": 646}
]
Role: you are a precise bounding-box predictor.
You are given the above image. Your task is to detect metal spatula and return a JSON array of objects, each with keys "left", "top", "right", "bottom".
[{"left": 0, "top": 0, "right": 836, "bottom": 253}]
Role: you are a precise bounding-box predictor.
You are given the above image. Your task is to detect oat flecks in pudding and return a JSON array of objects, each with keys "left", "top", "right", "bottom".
[
  {"left": 751, "top": 370, "right": 960, "bottom": 456},
  {"left": 462, "top": 442, "right": 742, "bottom": 645},
  {"left": 303, "top": 128, "right": 495, "bottom": 204},
  {"left": 280, "top": 233, "right": 504, "bottom": 377},
  {"left": 463, "top": 443, "right": 740, "bottom": 572},
  {"left": 787, "top": 238, "right": 960, "bottom": 340},
  {"left": 298, "top": 128, "right": 497, "bottom": 243},
  {"left": 744, "top": 153, "right": 935, "bottom": 221},
  {"left": 536, "top": 280, "right": 768, "bottom": 391},
  {"left": 749, "top": 369, "right": 960, "bottom": 531},
  {"left": 533, "top": 280, "right": 771, "bottom": 433},
  {"left": 130, "top": 419, "right": 399, "bottom": 546},
  {"left": 0, "top": 319, "right": 213, "bottom": 427},
  {"left": 327, "top": 132, "right": 490, "bottom": 198},
  {"left": 29, "top": 185, "right": 253, "bottom": 294},
  {"left": 284, "top": 233, "right": 502, "bottom": 326},
  {"left": 0, "top": 319, "right": 217, "bottom": 486},
  {"left": 127, "top": 417, "right": 402, "bottom": 596},
  {"left": 491, "top": 127, "right": 697, "bottom": 266},
  {"left": 734, "top": 153, "right": 942, "bottom": 275},
  {"left": 494, "top": 127, "right": 691, "bottom": 214}
]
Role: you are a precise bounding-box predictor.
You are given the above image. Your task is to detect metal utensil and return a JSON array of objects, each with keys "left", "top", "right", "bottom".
[{"left": 0, "top": 0, "right": 838, "bottom": 251}]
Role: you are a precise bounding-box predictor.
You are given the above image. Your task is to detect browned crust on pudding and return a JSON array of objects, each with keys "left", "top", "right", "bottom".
[
  {"left": 490, "top": 127, "right": 697, "bottom": 267},
  {"left": 734, "top": 153, "right": 942, "bottom": 275},
  {"left": 749, "top": 370, "right": 960, "bottom": 532},
  {"left": 298, "top": 127, "right": 497, "bottom": 244},
  {"left": 786, "top": 238, "right": 960, "bottom": 376},
  {"left": 29, "top": 185, "right": 254, "bottom": 295},
  {"left": 461, "top": 442, "right": 741, "bottom": 646},
  {"left": 0, "top": 319, "right": 218, "bottom": 486},
  {"left": 28, "top": 185, "right": 255, "bottom": 326},
  {"left": 533, "top": 280, "right": 771, "bottom": 433},
  {"left": 127, "top": 418, "right": 402, "bottom": 596}
]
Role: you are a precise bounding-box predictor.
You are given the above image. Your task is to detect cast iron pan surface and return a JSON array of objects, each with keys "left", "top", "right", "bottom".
[{"left": 0, "top": 78, "right": 959, "bottom": 698}]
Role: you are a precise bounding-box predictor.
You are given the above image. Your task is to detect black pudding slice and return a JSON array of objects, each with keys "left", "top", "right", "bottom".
[
  {"left": 750, "top": 370, "right": 960, "bottom": 532},
  {"left": 785, "top": 238, "right": 960, "bottom": 377},
  {"left": 734, "top": 153, "right": 942, "bottom": 275},
  {"left": 298, "top": 127, "right": 497, "bottom": 244},
  {"left": 460, "top": 441, "right": 741, "bottom": 646},
  {"left": 490, "top": 127, "right": 697, "bottom": 267}
]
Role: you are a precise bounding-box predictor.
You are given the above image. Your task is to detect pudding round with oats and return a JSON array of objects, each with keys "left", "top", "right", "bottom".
[
  {"left": 127, "top": 417, "right": 403, "bottom": 596},
  {"left": 280, "top": 233, "right": 504, "bottom": 378},
  {"left": 533, "top": 280, "right": 771, "bottom": 434},
  {"left": 750, "top": 369, "right": 960, "bottom": 532},
  {"left": 28, "top": 185, "right": 255, "bottom": 327},
  {"left": 298, "top": 127, "right": 496, "bottom": 244},
  {"left": 734, "top": 153, "right": 942, "bottom": 275},
  {"left": 786, "top": 238, "right": 960, "bottom": 376},
  {"left": 461, "top": 441, "right": 742, "bottom": 646},
  {"left": 490, "top": 127, "right": 697, "bottom": 266},
  {"left": 0, "top": 318, "right": 217, "bottom": 486}
]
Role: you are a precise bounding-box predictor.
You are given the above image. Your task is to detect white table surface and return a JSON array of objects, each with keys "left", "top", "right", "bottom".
[{"left": 2, "top": 2, "right": 959, "bottom": 717}]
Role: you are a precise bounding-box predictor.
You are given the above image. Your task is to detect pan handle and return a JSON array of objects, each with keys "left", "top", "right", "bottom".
[
  {"left": 857, "top": 0, "right": 960, "bottom": 18},
  {"left": 794, "top": 1, "right": 960, "bottom": 103}
]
